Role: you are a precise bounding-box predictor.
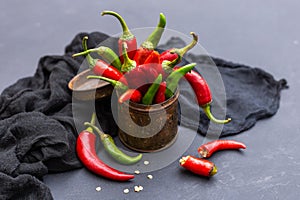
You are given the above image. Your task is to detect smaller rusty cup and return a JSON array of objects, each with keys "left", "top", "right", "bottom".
[{"left": 118, "top": 89, "right": 179, "bottom": 152}]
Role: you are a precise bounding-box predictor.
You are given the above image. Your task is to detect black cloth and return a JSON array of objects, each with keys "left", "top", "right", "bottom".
[{"left": 0, "top": 32, "right": 287, "bottom": 199}]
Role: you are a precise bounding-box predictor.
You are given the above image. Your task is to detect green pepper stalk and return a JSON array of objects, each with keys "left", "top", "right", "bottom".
[
  {"left": 165, "top": 63, "right": 196, "bottom": 98},
  {"left": 85, "top": 112, "right": 97, "bottom": 133},
  {"left": 161, "top": 56, "right": 181, "bottom": 75},
  {"left": 101, "top": 10, "right": 137, "bottom": 62},
  {"left": 87, "top": 75, "right": 128, "bottom": 92},
  {"left": 72, "top": 46, "right": 122, "bottom": 71},
  {"left": 142, "top": 74, "right": 163, "bottom": 105},
  {"left": 160, "top": 32, "right": 198, "bottom": 65},
  {"left": 121, "top": 42, "right": 136, "bottom": 73},
  {"left": 80, "top": 36, "right": 97, "bottom": 67},
  {"left": 84, "top": 122, "right": 143, "bottom": 165}
]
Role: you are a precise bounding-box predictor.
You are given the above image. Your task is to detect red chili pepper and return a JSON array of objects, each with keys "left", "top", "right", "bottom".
[
  {"left": 76, "top": 113, "right": 134, "bottom": 181},
  {"left": 73, "top": 36, "right": 128, "bottom": 86},
  {"left": 179, "top": 155, "right": 217, "bottom": 177},
  {"left": 160, "top": 32, "right": 198, "bottom": 65},
  {"left": 124, "top": 64, "right": 159, "bottom": 89},
  {"left": 118, "top": 89, "right": 142, "bottom": 104},
  {"left": 101, "top": 11, "right": 137, "bottom": 62},
  {"left": 134, "top": 13, "right": 166, "bottom": 65},
  {"left": 154, "top": 81, "right": 166, "bottom": 104},
  {"left": 198, "top": 140, "right": 246, "bottom": 158},
  {"left": 175, "top": 67, "right": 231, "bottom": 124},
  {"left": 92, "top": 60, "right": 128, "bottom": 85},
  {"left": 144, "top": 50, "right": 163, "bottom": 75}
]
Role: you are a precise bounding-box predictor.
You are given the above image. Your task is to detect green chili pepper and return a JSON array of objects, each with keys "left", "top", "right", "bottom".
[
  {"left": 142, "top": 13, "right": 166, "bottom": 49},
  {"left": 73, "top": 46, "right": 122, "bottom": 71},
  {"left": 165, "top": 63, "right": 196, "bottom": 98},
  {"left": 87, "top": 75, "right": 128, "bottom": 92},
  {"left": 84, "top": 122, "right": 143, "bottom": 165},
  {"left": 142, "top": 74, "right": 163, "bottom": 105}
]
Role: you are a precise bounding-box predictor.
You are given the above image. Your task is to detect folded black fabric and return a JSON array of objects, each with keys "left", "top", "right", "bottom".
[{"left": 0, "top": 32, "right": 287, "bottom": 199}]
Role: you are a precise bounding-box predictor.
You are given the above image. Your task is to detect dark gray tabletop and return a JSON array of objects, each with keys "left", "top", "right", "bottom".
[{"left": 1, "top": 1, "right": 300, "bottom": 199}]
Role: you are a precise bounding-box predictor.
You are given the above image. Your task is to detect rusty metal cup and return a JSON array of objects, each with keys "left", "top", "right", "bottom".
[{"left": 118, "top": 89, "right": 179, "bottom": 152}]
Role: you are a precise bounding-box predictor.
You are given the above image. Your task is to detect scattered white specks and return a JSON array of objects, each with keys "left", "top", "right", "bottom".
[
  {"left": 138, "top": 186, "right": 144, "bottom": 191},
  {"left": 147, "top": 174, "right": 153, "bottom": 179},
  {"left": 134, "top": 185, "right": 144, "bottom": 192},
  {"left": 134, "top": 170, "right": 140, "bottom": 174},
  {"left": 95, "top": 186, "right": 102, "bottom": 192},
  {"left": 123, "top": 188, "right": 129, "bottom": 194},
  {"left": 134, "top": 185, "right": 140, "bottom": 192},
  {"left": 144, "top": 160, "right": 150, "bottom": 165}
]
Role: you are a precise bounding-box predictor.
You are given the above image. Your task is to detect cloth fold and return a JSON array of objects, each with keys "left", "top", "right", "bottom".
[{"left": 0, "top": 32, "right": 287, "bottom": 199}]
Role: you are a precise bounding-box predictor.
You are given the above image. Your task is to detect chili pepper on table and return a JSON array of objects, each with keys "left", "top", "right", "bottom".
[
  {"left": 179, "top": 155, "right": 217, "bottom": 177},
  {"left": 72, "top": 36, "right": 128, "bottom": 86},
  {"left": 154, "top": 81, "right": 167, "bottom": 104},
  {"left": 160, "top": 32, "right": 198, "bottom": 65},
  {"left": 76, "top": 113, "right": 134, "bottom": 181},
  {"left": 142, "top": 74, "right": 163, "bottom": 105},
  {"left": 177, "top": 67, "right": 231, "bottom": 124},
  {"left": 118, "top": 89, "right": 142, "bottom": 104},
  {"left": 165, "top": 63, "right": 196, "bottom": 98},
  {"left": 101, "top": 10, "right": 137, "bottom": 62},
  {"left": 134, "top": 13, "right": 166, "bottom": 65},
  {"left": 198, "top": 140, "right": 246, "bottom": 158},
  {"left": 72, "top": 45, "right": 122, "bottom": 71},
  {"left": 85, "top": 122, "right": 143, "bottom": 165}
]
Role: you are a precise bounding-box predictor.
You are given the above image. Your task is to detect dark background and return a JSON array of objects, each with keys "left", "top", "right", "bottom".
[{"left": 1, "top": 0, "right": 299, "bottom": 199}]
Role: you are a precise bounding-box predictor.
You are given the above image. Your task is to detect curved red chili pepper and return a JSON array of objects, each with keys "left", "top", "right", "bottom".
[
  {"left": 101, "top": 11, "right": 137, "bottom": 62},
  {"left": 76, "top": 131, "right": 134, "bottom": 181},
  {"left": 154, "top": 81, "right": 166, "bottom": 104},
  {"left": 92, "top": 60, "right": 128, "bottom": 86},
  {"left": 118, "top": 89, "right": 142, "bottom": 104},
  {"left": 198, "top": 140, "right": 246, "bottom": 158},
  {"left": 179, "top": 155, "right": 217, "bottom": 177},
  {"left": 175, "top": 67, "right": 231, "bottom": 124}
]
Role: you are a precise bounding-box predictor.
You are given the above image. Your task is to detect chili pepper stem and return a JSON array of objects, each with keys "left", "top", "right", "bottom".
[
  {"left": 80, "top": 36, "right": 97, "bottom": 67},
  {"left": 101, "top": 11, "right": 134, "bottom": 41},
  {"left": 121, "top": 42, "right": 136, "bottom": 72},
  {"left": 202, "top": 104, "right": 231, "bottom": 124},
  {"left": 84, "top": 122, "right": 106, "bottom": 140},
  {"left": 87, "top": 75, "right": 128, "bottom": 91},
  {"left": 175, "top": 32, "right": 198, "bottom": 56},
  {"left": 85, "top": 112, "right": 97, "bottom": 133},
  {"left": 72, "top": 49, "right": 95, "bottom": 57}
]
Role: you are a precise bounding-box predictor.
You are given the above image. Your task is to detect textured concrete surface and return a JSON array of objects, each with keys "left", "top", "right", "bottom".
[{"left": 1, "top": 0, "right": 299, "bottom": 199}]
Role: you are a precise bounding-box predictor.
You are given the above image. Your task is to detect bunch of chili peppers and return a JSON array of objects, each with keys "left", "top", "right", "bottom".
[
  {"left": 73, "top": 10, "right": 231, "bottom": 124},
  {"left": 73, "top": 10, "right": 238, "bottom": 181}
]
